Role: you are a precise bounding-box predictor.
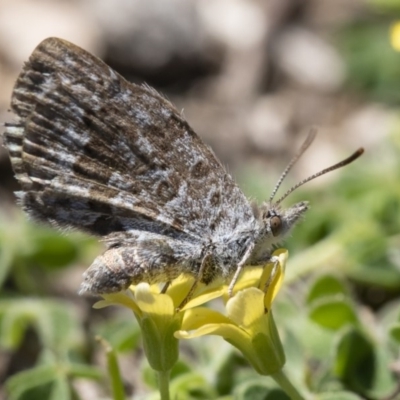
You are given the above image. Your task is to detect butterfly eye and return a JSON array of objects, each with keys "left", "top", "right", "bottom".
[{"left": 270, "top": 215, "right": 282, "bottom": 237}]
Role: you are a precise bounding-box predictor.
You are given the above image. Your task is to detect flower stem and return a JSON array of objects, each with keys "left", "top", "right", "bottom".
[
  {"left": 158, "top": 370, "right": 171, "bottom": 400},
  {"left": 96, "top": 336, "right": 126, "bottom": 400},
  {"left": 271, "top": 369, "right": 310, "bottom": 400}
]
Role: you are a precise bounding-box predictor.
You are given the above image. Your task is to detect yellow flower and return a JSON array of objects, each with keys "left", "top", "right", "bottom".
[
  {"left": 175, "top": 249, "right": 288, "bottom": 376},
  {"left": 390, "top": 21, "right": 400, "bottom": 52},
  {"left": 93, "top": 250, "right": 307, "bottom": 399},
  {"left": 93, "top": 275, "right": 226, "bottom": 372}
]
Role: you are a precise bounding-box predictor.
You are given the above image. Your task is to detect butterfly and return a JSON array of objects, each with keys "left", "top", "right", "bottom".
[{"left": 3, "top": 37, "right": 363, "bottom": 299}]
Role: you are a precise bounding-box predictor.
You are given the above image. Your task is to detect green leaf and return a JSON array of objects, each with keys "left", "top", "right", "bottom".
[
  {"left": 389, "top": 323, "right": 400, "bottom": 343},
  {"left": 0, "top": 299, "right": 83, "bottom": 352},
  {"left": 309, "top": 298, "right": 358, "bottom": 330},
  {"left": 233, "top": 378, "right": 289, "bottom": 400},
  {"left": 28, "top": 230, "right": 79, "bottom": 270},
  {"left": 307, "top": 275, "right": 349, "bottom": 304},
  {"left": 0, "top": 245, "right": 14, "bottom": 289},
  {"left": 0, "top": 213, "right": 35, "bottom": 290},
  {"left": 317, "top": 392, "right": 363, "bottom": 400},
  {"left": 48, "top": 377, "right": 71, "bottom": 400},
  {"left": 68, "top": 363, "right": 102, "bottom": 380},
  {"left": 170, "top": 372, "right": 216, "bottom": 399},
  {"left": 334, "top": 327, "right": 397, "bottom": 398},
  {"left": 6, "top": 364, "right": 58, "bottom": 400},
  {"left": 95, "top": 317, "right": 141, "bottom": 352}
]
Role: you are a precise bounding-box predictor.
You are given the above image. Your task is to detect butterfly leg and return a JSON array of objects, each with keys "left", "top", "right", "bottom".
[
  {"left": 261, "top": 255, "right": 280, "bottom": 293},
  {"left": 228, "top": 242, "right": 255, "bottom": 297},
  {"left": 160, "top": 281, "right": 171, "bottom": 294},
  {"left": 177, "top": 252, "right": 212, "bottom": 310}
]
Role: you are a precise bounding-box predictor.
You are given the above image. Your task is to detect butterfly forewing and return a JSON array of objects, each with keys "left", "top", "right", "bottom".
[{"left": 5, "top": 38, "right": 255, "bottom": 242}]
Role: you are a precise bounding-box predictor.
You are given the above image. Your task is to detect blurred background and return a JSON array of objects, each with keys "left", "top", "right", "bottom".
[{"left": 1, "top": 0, "right": 400, "bottom": 399}]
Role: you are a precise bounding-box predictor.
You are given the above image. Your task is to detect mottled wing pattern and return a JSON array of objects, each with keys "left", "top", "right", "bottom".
[{"left": 4, "top": 37, "right": 255, "bottom": 244}]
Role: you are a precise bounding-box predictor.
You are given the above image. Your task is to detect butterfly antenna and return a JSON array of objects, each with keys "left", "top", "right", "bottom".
[
  {"left": 269, "top": 128, "right": 317, "bottom": 202},
  {"left": 275, "top": 147, "right": 364, "bottom": 205}
]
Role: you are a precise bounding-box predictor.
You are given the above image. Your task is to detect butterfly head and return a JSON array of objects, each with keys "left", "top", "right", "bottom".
[
  {"left": 250, "top": 200, "right": 308, "bottom": 263},
  {"left": 261, "top": 201, "right": 309, "bottom": 240}
]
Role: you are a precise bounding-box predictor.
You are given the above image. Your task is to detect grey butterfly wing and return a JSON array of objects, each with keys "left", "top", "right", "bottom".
[{"left": 4, "top": 37, "right": 255, "bottom": 242}]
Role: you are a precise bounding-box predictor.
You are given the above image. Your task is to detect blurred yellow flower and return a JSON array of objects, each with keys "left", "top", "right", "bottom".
[{"left": 390, "top": 21, "right": 400, "bottom": 51}]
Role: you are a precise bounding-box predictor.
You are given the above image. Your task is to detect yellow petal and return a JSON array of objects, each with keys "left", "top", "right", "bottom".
[
  {"left": 94, "top": 292, "right": 142, "bottom": 317},
  {"left": 181, "top": 307, "right": 232, "bottom": 331},
  {"left": 135, "top": 283, "right": 178, "bottom": 332},
  {"left": 158, "top": 275, "right": 225, "bottom": 310},
  {"left": 135, "top": 283, "right": 175, "bottom": 317},
  {"left": 259, "top": 249, "right": 288, "bottom": 308},
  {"left": 226, "top": 288, "right": 265, "bottom": 329},
  {"left": 182, "top": 286, "right": 226, "bottom": 310},
  {"left": 177, "top": 321, "right": 249, "bottom": 342},
  {"left": 230, "top": 266, "right": 263, "bottom": 291},
  {"left": 161, "top": 275, "right": 194, "bottom": 307}
]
